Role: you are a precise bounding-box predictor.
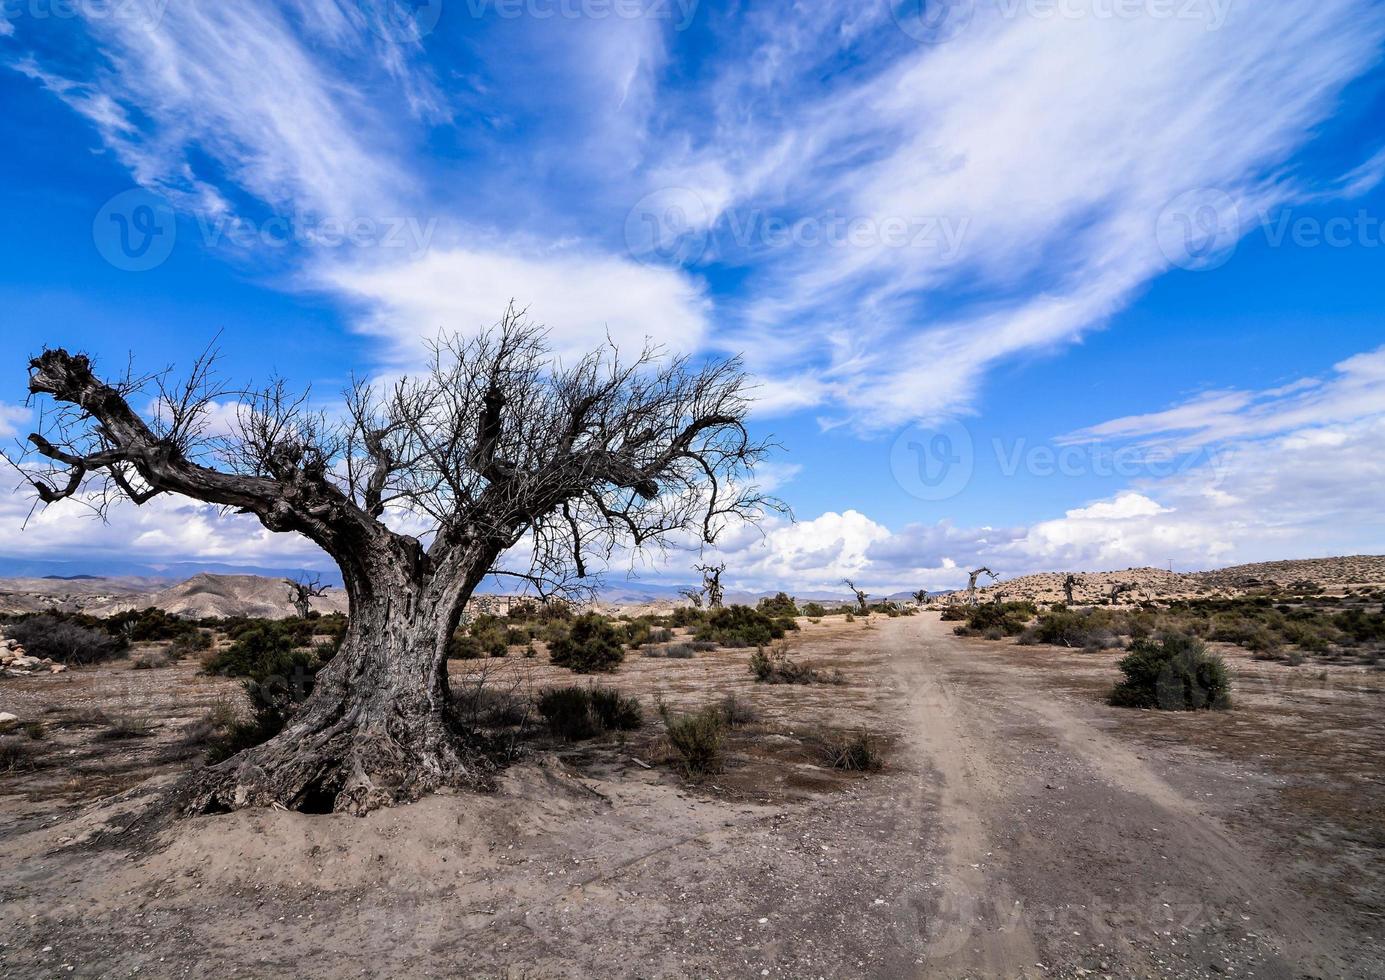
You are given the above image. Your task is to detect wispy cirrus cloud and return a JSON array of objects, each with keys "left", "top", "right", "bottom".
[{"left": 638, "top": 0, "right": 1385, "bottom": 428}]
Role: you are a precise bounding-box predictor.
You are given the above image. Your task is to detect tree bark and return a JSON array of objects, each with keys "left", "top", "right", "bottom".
[{"left": 185, "top": 547, "right": 495, "bottom": 815}]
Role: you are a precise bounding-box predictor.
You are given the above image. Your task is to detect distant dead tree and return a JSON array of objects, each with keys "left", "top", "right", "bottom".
[
  {"left": 911, "top": 588, "right": 929, "bottom": 606},
  {"left": 966, "top": 566, "right": 997, "bottom": 604},
  {"left": 285, "top": 573, "right": 329, "bottom": 619},
  {"left": 696, "top": 562, "right": 726, "bottom": 609},
  {"left": 678, "top": 586, "right": 704, "bottom": 609},
  {"left": 1062, "top": 573, "right": 1081, "bottom": 605},
  {"left": 843, "top": 579, "right": 869, "bottom": 614},
  {"left": 1109, "top": 582, "right": 1136, "bottom": 603},
  {"left": 8, "top": 305, "right": 776, "bottom": 814}
]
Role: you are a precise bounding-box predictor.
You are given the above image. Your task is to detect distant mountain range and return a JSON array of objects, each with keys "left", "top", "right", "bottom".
[
  {"left": 0, "top": 558, "right": 873, "bottom": 606},
  {"left": 0, "top": 557, "right": 348, "bottom": 586}
]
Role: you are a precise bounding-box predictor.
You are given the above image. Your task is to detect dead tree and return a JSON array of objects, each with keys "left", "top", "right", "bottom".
[
  {"left": 285, "top": 573, "right": 329, "bottom": 619},
  {"left": 696, "top": 562, "right": 725, "bottom": 609},
  {"left": 843, "top": 579, "right": 869, "bottom": 614},
  {"left": 1109, "top": 582, "right": 1136, "bottom": 603},
  {"left": 966, "top": 566, "right": 996, "bottom": 604},
  {"left": 1062, "top": 573, "right": 1081, "bottom": 605},
  {"left": 678, "top": 587, "right": 704, "bottom": 609},
  {"left": 9, "top": 306, "right": 775, "bottom": 814}
]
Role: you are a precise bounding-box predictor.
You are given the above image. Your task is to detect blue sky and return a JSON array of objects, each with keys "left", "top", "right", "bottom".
[{"left": 2, "top": 0, "right": 1384, "bottom": 593}]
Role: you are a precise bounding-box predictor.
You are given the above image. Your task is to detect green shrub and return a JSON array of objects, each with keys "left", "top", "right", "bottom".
[
  {"left": 536, "top": 686, "right": 642, "bottom": 740},
  {"left": 169, "top": 630, "right": 214, "bottom": 659},
  {"left": 939, "top": 606, "right": 968, "bottom": 622},
  {"left": 205, "top": 626, "right": 318, "bottom": 684},
  {"left": 1109, "top": 634, "right": 1232, "bottom": 711},
  {"left": 961, "top": 602, "right": 1037, "bottom": 637},
  {"left": 549, "top": 613, "right": 625, "bottom": 673},
  {"left": 664, "top": 643, "right": 696, "bottom": 659},
  {"left": 718, "top": 693, "right": 759, "bottom": 727},
  {"left": 757, "top": 592, "right": 800, "bottom": 618},
  {"left": 590, "top": 688, "right": 643, "bottom": 731},
  {"left": 105, "top": 607, "right": 197, "bottom": 642},
  {"left": 660, "top": 704, "right": 725, "bottom": 776},
  {"left": 801, "top": 602, "right": 827, "bottom": 618},
  {"left": 749, "top": 645, "right": 830, "bottom": 684},
  {"left": 3, "top": 616, "right": 126, "bottom": 665},
  {"left": 669, "top": 606, "right": 708, "bottom": 628},
  {"left": 537, "top": 687, "right": 601, "bottom": 740},
  {"left": 621, "top": 620, "right": 653, "bottom": 649},
  {"left": 1028, "top": 608, "right": 1119, "bottom": 648},
  {"left": 696, "top": 605, "right": 792, "bottom": 648}
]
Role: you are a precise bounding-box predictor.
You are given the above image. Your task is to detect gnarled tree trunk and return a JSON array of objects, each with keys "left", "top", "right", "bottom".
[{"left": 186, "top": 546, "right": 495, "bottom": 815}]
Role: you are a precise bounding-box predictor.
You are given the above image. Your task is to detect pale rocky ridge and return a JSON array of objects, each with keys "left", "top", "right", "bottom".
[{"left": 0, "top": 556, "right": 1381, "bottom": 619}]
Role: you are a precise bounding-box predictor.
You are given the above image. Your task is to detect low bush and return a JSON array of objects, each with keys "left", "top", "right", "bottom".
[
  {"left": 0, "top": 739, "right": 34, "bottom": 773},
  {"left": 718, "top": 693, "right": 759, "bottom": 728},
  {"left": 749, "top": 645, "right": 831, "bottom": 685},
  {"left": 98, "top": 712, "right": 155, "bottom": 740},
  {"left": 957, "top": 601, "right": 1037, "bottom": 638},
  {"left": 202, "top": 628, "right": 327, "bottom": 760},
  {"left": 660, "top": 704, "right": 725, "bottom": 776},
  {"left": 182, "top": 698, "right": 240, "bottom": 748},
  {"left": 105, "top": 607, "right": 197, "bottom": 642},
  {"left": 664, "top": 643, "right": 696, "bottom": 659},
  {"left": 757, "top": 592, "right": 800, "bottom": 618},
  {"left": 1109, "top": 634, "right": 1232, "bottom": 711},
  {"left": 669, "top": 606, "right": 708, "bottom": 629},
  {"left": 801, "top": 602, "right": 828, "bottom": 618},
  {"left": 131, "top": 650, "right": 175, "bottom": 670},
  {"left": 536, "top": 686, "right": 642, "bottom": 740},
  {"left": 549, "top": 613, "right": 625, "bottom": 673},
  {"left": 205, "top": 626, "right": 318, "bottom": 684},
  {"left": 939, "top": 606, "right": 969, "bottom": 622},
  {"left": 4, "top": 616, "right": 126, "bottom": 665},
  {"left": 169, "top": 630, "right": 214, "bottom": 660},
  {"left": 590, "top": 688, "right": 643, "bottom": 731},
  {"left": 818, "top": 729, "right": 886, "bottom": 772},
  {"left": 536, "top": 687, "right": 601, "bottom": 740},
  {"left": 696, "top": 605, "right": 794, "bottom": 648}
]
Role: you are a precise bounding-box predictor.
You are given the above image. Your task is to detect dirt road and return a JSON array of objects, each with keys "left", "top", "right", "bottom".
[
  {"left": 3, "top": 612, "right": 1380, "bottom": 978},
  {"left": 888, "top": 614, "right": 1374, "bottom": 979}
]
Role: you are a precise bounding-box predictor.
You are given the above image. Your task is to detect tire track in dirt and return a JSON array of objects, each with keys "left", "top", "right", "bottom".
[{"left": 883, "top": 613, "right": 1361, "bottom": 978}]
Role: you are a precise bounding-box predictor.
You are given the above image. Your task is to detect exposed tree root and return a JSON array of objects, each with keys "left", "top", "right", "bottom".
[{"left": 178, "top": 718, "right": 497, "bottom": 817}]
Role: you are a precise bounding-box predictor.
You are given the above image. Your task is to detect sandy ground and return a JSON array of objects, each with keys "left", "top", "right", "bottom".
[{"left": 1, "top": 614, "right": 1382, "bottom": 978}]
